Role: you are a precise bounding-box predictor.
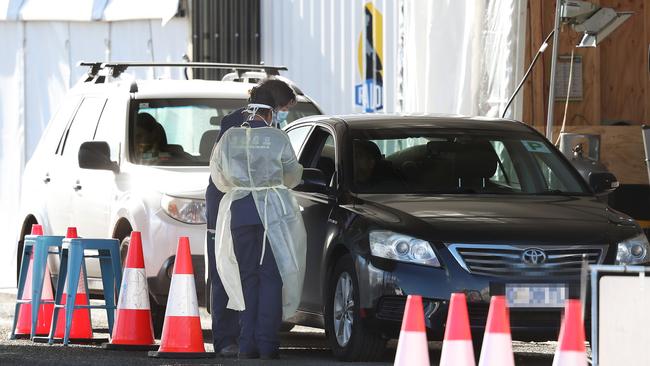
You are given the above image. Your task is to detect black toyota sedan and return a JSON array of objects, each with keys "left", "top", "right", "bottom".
[{"left": 284, "top": 114, "right": 649, "bottom": 361}]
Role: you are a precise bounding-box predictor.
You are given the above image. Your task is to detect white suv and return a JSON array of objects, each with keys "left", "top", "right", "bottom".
[{"left": 16, "top": 62, "right": 322, "bottom": 333}]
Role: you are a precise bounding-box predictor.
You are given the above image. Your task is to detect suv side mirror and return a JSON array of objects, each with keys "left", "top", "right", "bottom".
[
  {"left": 295, "top": 168, "right": 328, "bottom": 194},
  {"left": 79, "top": 141, "right": 119, "bottom": 173},
  {"left": 589, "top": 172, "right": 619, "bottom": 195}
]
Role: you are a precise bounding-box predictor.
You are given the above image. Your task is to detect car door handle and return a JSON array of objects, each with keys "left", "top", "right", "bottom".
[
  {"left": 43, "top": 174, "right": 50, "bottom": 184},
  {"left": 72, "top": 182, "right": 82, "bottom": 191}
]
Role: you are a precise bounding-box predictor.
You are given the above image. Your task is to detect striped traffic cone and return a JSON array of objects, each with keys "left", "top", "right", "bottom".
[
  {"left": 440, "top": 293, "right": 475, "bottom": 366},
  {"left": 53, "top": 227, "right": 93, "bottom": 340},
  {"left": 394, "top": 295, "right": 430, "bottom": 366},
  {"left": 479, "top": 296, "right": 514, "bottom": 366},
  {"left": 14, "top": 224, "right": 55, "bottom": 338},
  {"left": 148, "top": 237, "right": 213, "bottom": 358},
  {"left": 552, "top": 299, "right": 587, "bottom": 366},
  {"left": 103, "top": 231, "right": 157, "bottom": 351}
]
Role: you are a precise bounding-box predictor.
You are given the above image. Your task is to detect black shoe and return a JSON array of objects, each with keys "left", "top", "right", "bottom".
[
  {"left": 238, "top": 351, "right": 260, "bottom": 359},
  {"left": 260, "top": 351, "right": 280, "bottom": 360},
  {"left": 218, "top": 344, "right": 239, "bottom": 358}
]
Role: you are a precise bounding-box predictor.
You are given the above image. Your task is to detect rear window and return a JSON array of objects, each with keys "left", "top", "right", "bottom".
[{"left": 129, "top": 98, "right": 320, "bottom": 166}]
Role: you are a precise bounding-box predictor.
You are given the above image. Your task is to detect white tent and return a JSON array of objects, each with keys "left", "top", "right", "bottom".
[{"left": 0, "top": 0, "right": 189, "bottom": 287}]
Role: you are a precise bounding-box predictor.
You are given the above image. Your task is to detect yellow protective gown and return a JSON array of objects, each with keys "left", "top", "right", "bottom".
[{"left": 210, "top": 125, "right": 306, "bottom": 320}]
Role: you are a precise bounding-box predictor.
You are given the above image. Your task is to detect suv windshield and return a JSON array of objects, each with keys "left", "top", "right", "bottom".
[
  {"left": 130, "top": 98, "right": 320, "bottom": 166},
  {"left": 351, "top": 129, "right": 590, "bottom": 195}
]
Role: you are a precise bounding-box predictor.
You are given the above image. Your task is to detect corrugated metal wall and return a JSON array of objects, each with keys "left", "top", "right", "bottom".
[{"left": 191, "top": 0, "right": 260, "bottom": 80}]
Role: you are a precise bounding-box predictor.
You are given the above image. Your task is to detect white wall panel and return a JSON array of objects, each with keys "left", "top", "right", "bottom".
[
  {"left": 69, "top": 22, "right": 110, "bottom": 84},
  {"left": 109, "top": 20, "right": 154, "bottom": 79},
  {"left": 150, "top": 18, "right": 190, "bottom": 79},
  {"left": 24, "top": 22, "right": 70, "bottom": 160},
  {"left": 0, "top": 21, "right": 24, "bottom": 287}
]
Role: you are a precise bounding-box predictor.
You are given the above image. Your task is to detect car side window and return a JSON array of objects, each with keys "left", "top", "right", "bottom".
[
  {"left": 286, "top": 125, "right": 312, "bottom": 157},
  {"left": 94, "top": 97, "right": 126, "bottom": 162},
  {"left": 60, "top": 97, "right": 107, "bottom": 162},
  {"left": 300, "top": 127, "right": 337, "bottom": 187},
  {"left": 39, "top": 96, "right": 81, "bottom": 157}
]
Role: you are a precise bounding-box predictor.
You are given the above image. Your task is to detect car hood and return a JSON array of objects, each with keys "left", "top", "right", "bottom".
[
  {"left": 121, "top": 164, "right": 209, "bottom": 200},
  {"left": 353, "top": 194, "right": 638, "bottom": 245}
]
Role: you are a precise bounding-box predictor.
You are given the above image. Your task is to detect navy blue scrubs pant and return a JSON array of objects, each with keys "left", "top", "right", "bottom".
[
  {"left": 206, "top": 184, "right": 239, "bottom": 352},
  {"left": 232, "top": 224, "right": 283, "bottom": 355}
]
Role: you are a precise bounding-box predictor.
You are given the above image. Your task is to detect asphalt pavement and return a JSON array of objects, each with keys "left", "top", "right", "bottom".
[{"left": 0, "top": 289, "right": 558, "bottom": 365}]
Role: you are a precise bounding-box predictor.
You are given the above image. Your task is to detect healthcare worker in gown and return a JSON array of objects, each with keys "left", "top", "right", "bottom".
[{"left": 210, "top": 79, "right": 306, "bottom": 359}]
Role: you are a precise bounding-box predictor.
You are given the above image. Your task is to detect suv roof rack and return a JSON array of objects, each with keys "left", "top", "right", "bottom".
[{"left": 78, "top": 61, "right": 288, "bottom": 79}]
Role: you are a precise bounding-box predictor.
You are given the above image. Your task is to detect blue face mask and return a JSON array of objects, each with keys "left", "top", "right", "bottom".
[{"left": 275, "top": 110, "right": 289, "bottom": 124}]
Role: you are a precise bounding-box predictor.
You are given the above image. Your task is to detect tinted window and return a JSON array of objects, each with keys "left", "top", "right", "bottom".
[
  {"left": 61, "top": 97, "right": 107, "bottom": 161},
  {"left": 130, "top": 98, "right": 321, "bottom": 166},
  {"left": 352, "top": 129, "right": 588, "bottom": 195},
  {"left": 286, "top": 125, "right": 312, "bottom": 155}
]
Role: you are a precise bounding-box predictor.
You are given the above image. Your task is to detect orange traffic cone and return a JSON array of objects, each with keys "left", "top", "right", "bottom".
[
  {"left": 53, "top": 227, "right": 93, "bottom": 340},
  {"left": 440, "top": 293, "right": 475, "bottom": 366},
  {"left": 479, "top": 296, "right": 514, "bottom": 366},
  {"left": 394, "top": 295, "right": 430, "bottom": 365},
  {"left": 14, "top": 224, "right": 55, "bottom": 338},
  {"left": 148, "top": 237, "right": 212, "bottom": 358},
  {"left": 103, "top": 231, "right": 157, "bottom": 351},
  {"left": 552, "top": 299, "right": 587, "bottom": 366}
]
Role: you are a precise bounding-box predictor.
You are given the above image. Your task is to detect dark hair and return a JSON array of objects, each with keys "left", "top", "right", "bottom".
[
  {"left": 248, "top": 86, "right": 276, "bottom": 108},
  {"left": 248, "top": 78, "right": 296, "bottom": 109}
]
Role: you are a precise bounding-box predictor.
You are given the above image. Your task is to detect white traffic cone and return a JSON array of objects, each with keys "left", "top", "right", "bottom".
[
  {"left": 552, "top": 299, "right": 587, "bottom": 366},
  {"left": 479, "top": 295, "right": 514, "bottom": 366},
  {"left": 394, "top": 294, "right": 429, "bottom": 366},
  {"left": 440, "top": 293, "right": 475, "bottom": 366}
]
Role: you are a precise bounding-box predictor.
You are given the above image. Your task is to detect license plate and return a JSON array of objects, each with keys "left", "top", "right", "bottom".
[{"left": 505, "top": 283, "right": 567, "bottom": 308}]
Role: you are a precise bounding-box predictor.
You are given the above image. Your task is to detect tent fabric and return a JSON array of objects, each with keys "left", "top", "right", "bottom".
[
  {"left": 0, "top": 0, "right": 23, "bottom": 20},
  {"left": 103, "top": 0, "right": 179, "bottom": 25},
  {"left": 402, "top": 0, "right": 527, "bottom": 118},
  {"left": 19, "top": 0, "right": 107, "bottom": 21},
  {"left": 1, "top": 0, "right": 178, "bottom": 23},
  {"left": 0, "top": 17, "right": 188, "bottom": 287}
]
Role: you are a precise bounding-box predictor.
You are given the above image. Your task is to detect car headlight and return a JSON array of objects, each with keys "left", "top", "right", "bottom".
[
  {"left": 616, "top": 233, "right": 650, "bottom": 265},
  {"left": 369, "top": 231, "right": 440, "bottom": 267},
  {"left": 161, "top": 194, "right": 206, "bottom": 224}
]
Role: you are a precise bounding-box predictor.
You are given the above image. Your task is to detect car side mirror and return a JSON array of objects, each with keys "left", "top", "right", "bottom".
[
  {"left": 589, "top": 172, "right": 619, "bottom": 195},
  {"left": 78, "top": 141, "right": 119, "bottom": 173},
  {"left": 295, "top": 168, "right": 328, "bottom": 194}
]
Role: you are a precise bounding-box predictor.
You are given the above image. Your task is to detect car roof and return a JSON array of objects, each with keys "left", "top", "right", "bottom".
[
  {"left": 70, "top": 78, "right": 313, "bottom": 102},
  {"left": 293, "top": 113, "right": 535, "bottom": 133}
]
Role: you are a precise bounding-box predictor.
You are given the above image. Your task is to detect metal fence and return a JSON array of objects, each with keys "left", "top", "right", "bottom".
[{"left": 191, "top": 0, "right": 261, "bottom": 80}]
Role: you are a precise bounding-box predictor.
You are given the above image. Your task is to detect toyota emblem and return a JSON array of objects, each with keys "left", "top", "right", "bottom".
[{"left": 521, "top": 248, "right": 547, "bottom": 265}]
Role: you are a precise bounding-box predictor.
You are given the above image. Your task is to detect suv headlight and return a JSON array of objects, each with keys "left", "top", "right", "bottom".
[
  {"left": 161, "top": 194, "right": 206, "bottom": 224},
  {"left": 369, "top": 231, "right": 440, "bottom": 267},
  {"left": 616, "top": 233, "right": 650, "bottom": 265}
]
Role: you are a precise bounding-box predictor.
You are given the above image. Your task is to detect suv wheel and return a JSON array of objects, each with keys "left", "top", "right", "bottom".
[{"left": 324, "top": 254, "right": 386, "bottom": 361}]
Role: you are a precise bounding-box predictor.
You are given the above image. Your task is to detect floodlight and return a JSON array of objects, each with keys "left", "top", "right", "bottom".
[{"left": 572, "top": 8, "right": 633, "bottom": 47}]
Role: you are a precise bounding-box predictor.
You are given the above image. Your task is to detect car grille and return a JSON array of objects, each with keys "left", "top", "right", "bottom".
[{"left": 446, "top": 244, "right": 607, "bottom": 277}]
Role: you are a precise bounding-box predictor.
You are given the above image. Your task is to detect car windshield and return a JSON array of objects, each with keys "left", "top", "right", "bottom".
[
  {"left": 351, "top": 129, "right": 590, "bottom": 195},
  {"left": 130, "top": 98, "right": 320, "bottom": 166}
]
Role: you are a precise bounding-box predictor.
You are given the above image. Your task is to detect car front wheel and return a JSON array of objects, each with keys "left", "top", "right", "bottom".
[{"left": 324, "top": 254, "right": 386, "bottom": 361}]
